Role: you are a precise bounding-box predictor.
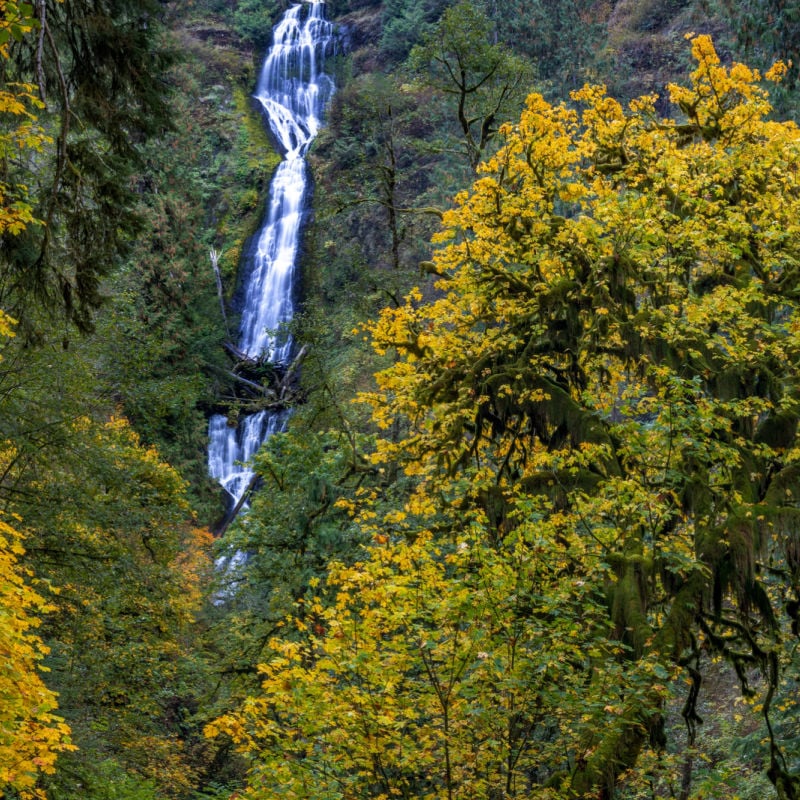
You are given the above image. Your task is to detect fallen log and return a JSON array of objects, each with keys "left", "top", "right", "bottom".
[
  {"left": 223, "top": 341, "right": 260, "bottom": 366},
  {"left": 226, "top": 370, "right": 275, "bottom": 397},
  {"left": 216, "top": 473, "right": 259, "bottom": 536}
]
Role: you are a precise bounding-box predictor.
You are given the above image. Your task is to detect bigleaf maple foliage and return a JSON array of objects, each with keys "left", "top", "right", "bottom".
[
  {"left": 0, "top": 9, "right": 75, "bottom": 794},
  {"left": 212, "top": 39, "right": 800, "bottom": 798},
  {"left": 0, "top": 511, "right": 74, "bottom": 799}
]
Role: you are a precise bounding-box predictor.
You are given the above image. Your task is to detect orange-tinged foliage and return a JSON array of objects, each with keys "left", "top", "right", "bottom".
[
  {"left": 0, "top": 79, "right": 47, "bottom": 235},
  {"left": 0, "top": 0, "right": 34, "bottom": 58},
  {"left": 173, "top": 525, "right": 215, "bottom": 610}
]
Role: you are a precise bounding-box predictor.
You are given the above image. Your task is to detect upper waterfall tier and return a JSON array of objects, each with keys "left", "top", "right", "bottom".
[
  {"left": 255, "top": 3, "right": 336, "bottom": 159},
  {"left": 238, "top": 1, "right": 335, "bottom": 362}
]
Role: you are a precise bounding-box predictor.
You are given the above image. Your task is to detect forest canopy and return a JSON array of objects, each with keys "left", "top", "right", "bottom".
[{"left": 209, "top": 36, "right": 800, "bottom": 799}]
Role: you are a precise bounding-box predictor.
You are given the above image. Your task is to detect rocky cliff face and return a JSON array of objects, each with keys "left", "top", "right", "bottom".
[{"left": 605, "top": 0, "right": 735, "bottom": 108}]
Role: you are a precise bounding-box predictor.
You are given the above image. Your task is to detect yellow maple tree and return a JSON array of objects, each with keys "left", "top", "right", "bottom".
[
  {"left": 211, "top": 37, "right": 800, "bottom": 798},
  {"left": 0, "top": 5, "right": 72, "bottom": 769},
  {"left": 0, "top": 509, "right": 75, "bottom": 798},
  {"left": 0, "top": 0, "right": 49, "bottom": 236}
]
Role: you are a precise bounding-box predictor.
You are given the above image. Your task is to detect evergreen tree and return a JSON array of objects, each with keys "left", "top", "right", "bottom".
[{"left": 0, "top": 0, "right": 175, "bottom": 333}]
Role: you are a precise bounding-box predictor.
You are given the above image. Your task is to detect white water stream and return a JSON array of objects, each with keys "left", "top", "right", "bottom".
[{"left": 208, "top": 2, "right": 335, "bottom": 509}]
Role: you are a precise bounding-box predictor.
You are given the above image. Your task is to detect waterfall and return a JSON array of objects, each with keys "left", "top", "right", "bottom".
[{"left": 208, "top": 2, "right": 336, "bottom": 510}]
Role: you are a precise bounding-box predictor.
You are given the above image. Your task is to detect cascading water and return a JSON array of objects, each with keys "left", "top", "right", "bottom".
[{"left": 208, "top": 2, "right": 336, "bottom": 511}]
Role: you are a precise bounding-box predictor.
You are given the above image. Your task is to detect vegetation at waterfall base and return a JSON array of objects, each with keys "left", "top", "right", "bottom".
[{"left": 3, "top": 0, "right": 800, "bottom": 798}]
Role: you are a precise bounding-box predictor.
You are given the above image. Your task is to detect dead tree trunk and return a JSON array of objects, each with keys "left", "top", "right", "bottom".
[{"left": 210, "top": 248, "right": 231, "bottom": 339}]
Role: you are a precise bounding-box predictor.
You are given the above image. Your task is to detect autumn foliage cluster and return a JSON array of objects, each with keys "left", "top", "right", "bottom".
[{"left": 0, "top": 512, "right": 73, "bottom": 798}]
